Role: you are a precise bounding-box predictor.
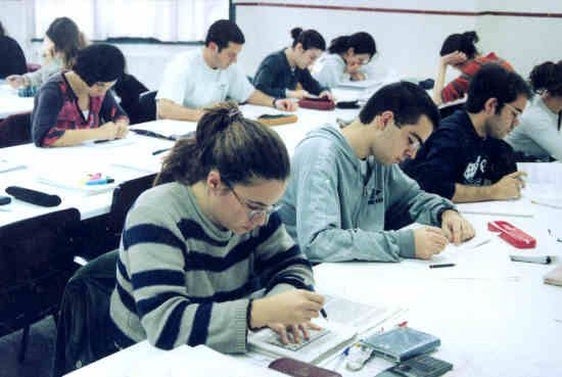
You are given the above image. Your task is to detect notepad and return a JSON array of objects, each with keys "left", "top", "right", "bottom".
[
  {"left": 130, "top": 119, "right": 197, "bottom": 140},
  {"left": 361, "top": 327, "right": 440, "bottom": 362},
  {"left": 248, "top": 321, "right": 356, "bottom": 364}
]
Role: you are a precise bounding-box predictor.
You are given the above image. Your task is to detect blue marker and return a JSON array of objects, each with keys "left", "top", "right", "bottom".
[{"left": 85, "top": 177, "right": 115, "bottom": 185}]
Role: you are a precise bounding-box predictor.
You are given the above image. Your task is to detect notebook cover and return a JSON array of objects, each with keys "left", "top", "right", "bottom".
[
  {"left": 544, "top": 264, "right": 562, "bottom": 286},
  {"left": 269, "top": 357, "right": 342, "bottom": 377},
  {"left": 362, "top": 327, "right": 440, "bottom": 362}
]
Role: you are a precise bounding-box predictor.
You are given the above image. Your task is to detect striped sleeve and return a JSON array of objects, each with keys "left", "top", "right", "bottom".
[{"left": 120, "top": 207, "right": 249, "bottom": 353}]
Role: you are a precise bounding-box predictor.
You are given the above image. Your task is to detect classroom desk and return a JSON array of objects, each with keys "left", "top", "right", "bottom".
[
  {"left": 0, "top": 103, "right": 359, "bottom": 227},
  {"left": 0, "top": 83, "right": 34, "bottom": 119},
  {"left": 62, "top": 202, "right": 562, "bottom": 377}
]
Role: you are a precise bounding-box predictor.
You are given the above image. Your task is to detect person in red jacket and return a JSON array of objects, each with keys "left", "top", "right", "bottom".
[{"left": 432, "top": 31, "right": 514, "bottom": 106}]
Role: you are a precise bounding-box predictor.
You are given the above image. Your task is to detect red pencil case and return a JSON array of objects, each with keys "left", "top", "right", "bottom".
[
  {"left": 298, "top": 97, "right": 336, "bottom": 111},
  {"left": 487, "top": 220, "right": 536, "bottom": 249}
]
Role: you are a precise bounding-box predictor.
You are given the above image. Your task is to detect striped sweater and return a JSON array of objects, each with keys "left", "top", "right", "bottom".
[{"left": 109, "top": 182, "right": 314, "bottom": 353}]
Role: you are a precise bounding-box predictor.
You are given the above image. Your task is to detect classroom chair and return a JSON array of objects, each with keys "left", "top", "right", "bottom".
[
  {"left": 75, "top": 173, "right": 157, "bottom": 263},
  {"left": 0, "top": 111, "right": 32, "bottom": 147},
  {"left": 0, "top": 208, "right": 81, "bottom": 362},
  {"left": 136, "top": 90, "right": 157, "bottom": 124},
  {"left": 52, "top": 249, "right": 119, "bottom": 376}
]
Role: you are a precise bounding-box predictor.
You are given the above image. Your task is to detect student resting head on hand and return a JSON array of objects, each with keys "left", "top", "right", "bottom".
[
  {"left": 432, "top": 31, "right": 514, "bottom": 105},
  {"left": 110, "top": 102, "right": 323, "bottom": 353},
  {"left": 31, "top": 43, "right": 129, "bottom": 147},
  {"left": 312, "top": 31, "right": 376, "bottom": 88}
]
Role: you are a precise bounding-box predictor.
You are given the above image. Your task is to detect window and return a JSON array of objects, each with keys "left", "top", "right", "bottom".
[{"left": 33, "top": 0, "right": 230, "bottom": 42}]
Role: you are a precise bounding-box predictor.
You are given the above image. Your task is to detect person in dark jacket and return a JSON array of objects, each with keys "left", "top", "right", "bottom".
[
  {"left": 401, "top": 64, "right": 532, "bottom": 203},
  {"left": 0, "top": 21, "right": 27, "bottom": 78},
  {"left": 253, "top": 27, "right": 332, "bottom": 100}
]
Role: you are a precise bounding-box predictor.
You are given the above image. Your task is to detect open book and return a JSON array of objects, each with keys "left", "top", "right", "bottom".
[
  {"left": 248, "top": 320, "right": 356, "bottom": 365},
  {"left": 248, "top": 295, "right": 402, "bottom": 365}
]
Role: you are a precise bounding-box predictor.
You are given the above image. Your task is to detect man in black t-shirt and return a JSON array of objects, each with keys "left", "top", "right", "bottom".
[{"left": 401, "top": 64, "right": 533, "bottom": 203}]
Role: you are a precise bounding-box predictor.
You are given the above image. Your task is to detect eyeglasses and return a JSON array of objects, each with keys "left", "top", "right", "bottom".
[
  {"left": 228, "top": 184, "right": 282, "bottom": 222},
  {"left": 503, "top": 103, "right": 523, "bottom": 121}
]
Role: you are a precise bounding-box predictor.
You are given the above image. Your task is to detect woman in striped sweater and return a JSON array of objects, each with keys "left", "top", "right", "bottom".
[{"left": 110, "top": 102, "right": 323, "bottom": 353}]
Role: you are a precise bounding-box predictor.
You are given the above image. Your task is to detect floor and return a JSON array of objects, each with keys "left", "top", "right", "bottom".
[{"left": 0, "top": 317, "right": 56, "bottom": 377}]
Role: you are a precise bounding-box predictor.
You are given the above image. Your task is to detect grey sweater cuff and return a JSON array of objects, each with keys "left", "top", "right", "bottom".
[{"left": 397, "top": 229, "right": 416, "bottom": 259}]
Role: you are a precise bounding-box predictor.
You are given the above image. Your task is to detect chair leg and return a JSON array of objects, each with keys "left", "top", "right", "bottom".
[{"left": 18, "top": 325, "right": 30, "bottom": 363}]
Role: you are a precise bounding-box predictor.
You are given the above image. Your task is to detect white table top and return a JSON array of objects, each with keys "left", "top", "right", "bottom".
[
  {"left": 0, "top": 83, "right": 34, "bottom": 119},
  {"left": 0, "top": 103, "right": 359, "bottom": 226},
  {"left": 62, "top": 201, "right": 562, "bottom": 377}
]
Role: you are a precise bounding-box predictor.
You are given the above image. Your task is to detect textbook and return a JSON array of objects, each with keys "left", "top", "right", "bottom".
[
  {"left": 248, "top": 321, "right": 356, "bottom": 365},
  {"left": 361, "top": 327, "right": 440, "bottom": 362}
]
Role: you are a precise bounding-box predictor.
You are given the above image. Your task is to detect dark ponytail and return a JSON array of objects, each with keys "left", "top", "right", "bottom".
[
  {"left": 155, "top": 102, "right": 290, "bottom": 186},
  {"left": 290, "top": 27, "right": 325, "bottom": 51},
  {"left": 328, "top": 32, "right": 376, "bottom": 58},
  {"left": 529, "top": 60, "right": 562, "bottom": 96},
  {"left": 440, "top": 30, "right": 479, "bottom": 59}
]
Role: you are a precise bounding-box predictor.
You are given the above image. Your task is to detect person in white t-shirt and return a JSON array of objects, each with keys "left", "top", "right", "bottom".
[{"left": 157, "top": 20, "right": 297, "bottom": 121}]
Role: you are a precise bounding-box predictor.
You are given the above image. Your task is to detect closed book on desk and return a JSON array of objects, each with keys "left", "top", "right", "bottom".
[
  {"left": 544, "top": 264, "right": 562, "bottom": 286},
  {"left": 362, "top": 327, "right": 440, "bottom": 362}
]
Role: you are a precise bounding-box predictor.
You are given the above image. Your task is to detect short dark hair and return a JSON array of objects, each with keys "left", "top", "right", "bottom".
[
  {"left": 440, "top": 31, "right": 479, "bottom": 59},
  {"left": 328, "top": 32, "right": 376, "bottom": 59},
  {"left": 529, "top": 60, "right": 562, "bottom": 97},
  {"left": 205, "top": 19, "right": 245, "bottom": 51},
  {"left": 359, "top": 81, "right": 440, "bottom": 129},
  {"left": 466, "top": 64, "right": 533, "bottom": 113},
  {"left": 45, "top": 17, "right": 82, "bottom": 68},
  {"left": 73, "top": 44, "right": 125, "bottom": 86},
  {"left": 156, "top": 102, "right": 290, "bottom": 186},
  {"left": 290, "top": 27, "right": 326, "bottom": 50}
]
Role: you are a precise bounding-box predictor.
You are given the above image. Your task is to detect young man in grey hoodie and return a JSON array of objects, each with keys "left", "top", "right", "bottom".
[{"left": 278, "top": 81, "right": 475, "bottom": 263}]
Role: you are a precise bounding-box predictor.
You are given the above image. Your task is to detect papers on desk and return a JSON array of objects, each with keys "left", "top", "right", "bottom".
[
  {"left": 0, "top": 158, "right": 25, "bottom": 173},
  {"left": 129, "top": 119, "right": 197, "bottom": 140},
  {"left": 456, "top": 199, "right": 535, "bottom": 217}
]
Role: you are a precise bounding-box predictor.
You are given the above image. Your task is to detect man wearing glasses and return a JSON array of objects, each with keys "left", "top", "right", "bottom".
[
  {"left": 401, "top": 64, "right": 533, "bottom": 203},
  {"left": 278, "top": 81, "right": 475, "bottom": 263}
]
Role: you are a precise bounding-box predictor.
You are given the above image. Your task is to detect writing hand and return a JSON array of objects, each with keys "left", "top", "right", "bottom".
[{"left": 414, "top": 226, "right": 449, "bottom": 259}]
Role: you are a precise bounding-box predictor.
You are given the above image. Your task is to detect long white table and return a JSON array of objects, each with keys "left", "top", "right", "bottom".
[
  {"left": 61, "top": 192, "right": 562, "bottom": 377},
  {"left": 0, "top": 83, "right": 34, "bottom": 119},
  {"left": 0, "top": 103, "right": 359, "bottom": 227}
]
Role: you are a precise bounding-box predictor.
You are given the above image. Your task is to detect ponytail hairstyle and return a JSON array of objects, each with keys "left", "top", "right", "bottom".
[
  {"left": 328, "top": 32, "right": 377, "bottom": 59},
  {"left": 529, "top": 60, "right": 562, "bottom": 97},
  {"left": 290, "top": 27, "right": 326, "bottom": 51},
  {"left": 440, "top": 31, "right": 479, "bottom": 59},
  {"left": 155, "top": 102, "right": 290, "bottom": 186},
  {"left": 45, "top": 17, "right": 83, "bottom": 69}
]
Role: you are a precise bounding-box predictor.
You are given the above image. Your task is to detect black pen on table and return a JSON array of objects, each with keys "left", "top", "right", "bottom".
[
  {"left": 429, "top": 263, "right": 455, "bottom": 268},
  {"left": 152, "top": 147, "right": 171, "bottom": 156}
]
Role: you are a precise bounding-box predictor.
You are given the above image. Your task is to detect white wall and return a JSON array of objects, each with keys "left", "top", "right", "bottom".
[
  {"left": 2, "top": 0, "right": 561, "bottom": 89},
  {"left": 235, "top": 3, "right": 478, "bottom": 81}
]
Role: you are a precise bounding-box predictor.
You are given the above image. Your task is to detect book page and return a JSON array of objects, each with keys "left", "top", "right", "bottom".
[{"left": 248, "top": 320, "right": 356, "bottom": 364}]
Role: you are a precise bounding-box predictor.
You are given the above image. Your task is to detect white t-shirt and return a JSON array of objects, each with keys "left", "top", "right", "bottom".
[
  {"left": 312, "top": 53, "right": 387, "bottom": 88},
  {"left": 156, "top": 49, "right": 254, "bottom": 109}
]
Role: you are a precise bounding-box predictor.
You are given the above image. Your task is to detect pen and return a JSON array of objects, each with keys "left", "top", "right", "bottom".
[
  {"left": 509, "top": 255, "right": 552, "bottom": 264},
  {"left": 531, "top": 200, "right": 562, "bottom": 210},
  {"left": 85, "top": 177, "right": 115, "bottom": 185},
  {"left": 429, "top": 263, "right": 455, "bottom": 268},
  {"left": 152, "top": 148, "right": 171, "bottom": 156},
  {"left": 94, "top": 139, "right": 110, "bottom": 143}
]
